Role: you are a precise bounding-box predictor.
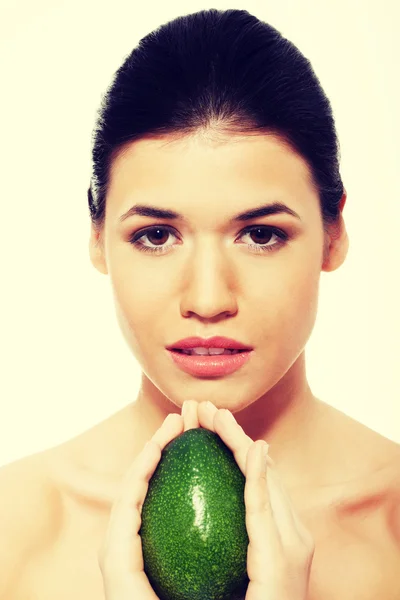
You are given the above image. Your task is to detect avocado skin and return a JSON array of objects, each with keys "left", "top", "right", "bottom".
[{"left": 139, "top": 427, "right": 250, "bottom": 600}]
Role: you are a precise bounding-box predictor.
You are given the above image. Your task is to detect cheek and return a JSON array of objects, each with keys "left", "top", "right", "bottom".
[
  {"left": 109, "top": 245, "right": 168, "bottom": 310},
  {"left": 253, "top": 248, "right": 322, "bottom": 351},
  {"left": 109, "top": 234, "right": 322, "bottom": 350},
  {"left": 109, "top": 259, "right": 169, "bottom": 348}
]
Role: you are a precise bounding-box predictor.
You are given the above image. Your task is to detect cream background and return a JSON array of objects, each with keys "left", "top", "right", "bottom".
[{"left": 0, "top": 0, "right": 399, "bottom": 468}]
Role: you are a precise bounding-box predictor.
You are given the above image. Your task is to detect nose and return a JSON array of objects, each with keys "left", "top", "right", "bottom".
[{"left": 179, "top": 242, "right": 239, "bottom": 321}]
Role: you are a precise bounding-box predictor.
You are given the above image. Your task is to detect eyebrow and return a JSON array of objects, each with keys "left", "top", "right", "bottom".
[
  {"left": 119, "top": 202, "right": 301, "bottom": 223},
  {"left": 119, "top": 201, "right": 301, "bottom": 224}
]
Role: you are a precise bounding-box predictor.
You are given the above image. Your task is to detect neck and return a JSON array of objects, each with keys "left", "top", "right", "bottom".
[
  {"left": 233, "top": 352, "right": 318, "bottom": 448},
  {"left": 56, "top": 351, "right": 328, "bottom": 507},
  {"left": 134, "top": 351, "right": 325, "bottom": 488}
]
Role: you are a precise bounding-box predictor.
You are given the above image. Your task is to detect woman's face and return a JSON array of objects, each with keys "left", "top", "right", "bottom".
[{"left": 90, "top": 133, "right": 340, "bottom": 412}]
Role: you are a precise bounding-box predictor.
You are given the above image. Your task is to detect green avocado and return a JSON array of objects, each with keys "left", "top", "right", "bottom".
[{"left": 139, "top": 427, "right": 250, "bottom": 600}]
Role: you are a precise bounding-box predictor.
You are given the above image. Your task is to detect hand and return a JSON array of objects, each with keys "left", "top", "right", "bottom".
[
  {"left": 183, "top": 399, "right": 315, "bottom": 600},
  {"left": 98, "top": 411, "right": 185, "bottom": 600},
  {"left": 98, "top": 400, "right": 315, "bottom": 600}
]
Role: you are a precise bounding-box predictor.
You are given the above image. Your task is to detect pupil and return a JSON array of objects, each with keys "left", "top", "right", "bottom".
[
  {"left": 150, "top": 229, "right": 168, "bottom": 244},
  {"left": 251, "top": 228, "right": 271, "bottom": 244},
  {"left": 149, "top": 228, "right": 272, "bottom": 246}
]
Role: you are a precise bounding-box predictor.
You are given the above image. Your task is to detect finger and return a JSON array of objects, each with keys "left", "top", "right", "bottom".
[
  {"left": 150, "top": 412, "right": 184, "bottom": 448},
  {"left": 263, "top": 464, "right": 313, "bottom": 554},
  {"left": 181, "top": 399, "right": 200, "bottom": 431},
  {"left": 213, "top": 410, "right": 252, "bottom": 477},
  {"left": 99, "top": 413, "right": 183, "bottom": 576},
  {"left": 197, "top": 400, "right": 219, "bottom": 430},
  {"left": 244, "top": 441, "right": 281, "bottom": 555},
  {"left": 197, "top": 402, "right": 276, "bottom": 474},
  {"left": 268, "top": 468, "right": 315, "bottom": 550},
  {"left": 244, "top": 441, "right": 307, "bottom": 555}
]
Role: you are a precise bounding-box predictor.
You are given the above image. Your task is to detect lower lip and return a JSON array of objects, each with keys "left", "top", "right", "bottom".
[{"left": 167, "top": 349, "right": 253, "bottom": 377}]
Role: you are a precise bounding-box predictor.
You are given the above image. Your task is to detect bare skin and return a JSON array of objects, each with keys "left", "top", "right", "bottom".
[
  {"left": 1, "top": 132, "right": 399, "bottom": 598},
  {"left": 1, "top": 398, "right": 399, "bottom": 600}
]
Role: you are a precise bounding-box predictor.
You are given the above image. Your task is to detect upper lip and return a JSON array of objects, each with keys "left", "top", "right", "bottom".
[{"left": 167, "top": 336, "right": 253, "bottom": 350}]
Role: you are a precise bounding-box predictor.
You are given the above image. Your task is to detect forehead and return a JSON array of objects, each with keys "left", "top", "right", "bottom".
[{"left": 107, "top": 133, "right": 318, "bottom": 219}]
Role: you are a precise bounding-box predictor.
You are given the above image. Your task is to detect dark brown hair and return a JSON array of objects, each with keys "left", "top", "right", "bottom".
[{"left": 88, "top": 8, "right": 343, "bottom": 233}]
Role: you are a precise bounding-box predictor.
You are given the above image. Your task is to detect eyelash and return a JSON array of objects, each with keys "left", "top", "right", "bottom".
[{"left": 128, "top": 225, "right": 289, "bottom": 255}]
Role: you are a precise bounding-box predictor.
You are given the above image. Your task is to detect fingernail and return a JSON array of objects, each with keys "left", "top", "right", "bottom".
[
  {"left": 261, "top": 442, "right": 269, "bottom": 461},
  {"left": 266, "top": 455, "right": 275, "bottom": 467},
  {"left": 222, "top": 409, "right": 235, "bottom": 422}
]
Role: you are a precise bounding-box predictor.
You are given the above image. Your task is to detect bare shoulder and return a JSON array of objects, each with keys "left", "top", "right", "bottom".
[
  {"left": 304, "top": 404, "right": 400, "bottom": 599},
  {"left": 376, "top": 442, "right": 400, "bottom": 546},
  {"left": 314, "top": 399, "right": 400, "bottom": 480},
  {"left": 0, "top": 453, "right": 63, "bottom": 598},
  {"left": 335, "top": 413, "right": 400, "bottom": 595},
  {"left": 328, "top": 403, "right": 400, "bottom": 510}
]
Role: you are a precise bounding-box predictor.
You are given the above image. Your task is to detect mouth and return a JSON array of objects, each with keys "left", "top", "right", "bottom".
[
  {"left": 167, "top": 348, "right": 253, "bottom": 376},
  {"left": 171, "top": 349, "right": 248, "bottom": 355}
]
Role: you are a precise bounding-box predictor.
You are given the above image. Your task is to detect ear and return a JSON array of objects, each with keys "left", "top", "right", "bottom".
[
  {"left": 321, "top": 190, "right": 349, "bottom": 272},
  {"left": 89, "top": 223, "right": 108, "bottom": 275}
]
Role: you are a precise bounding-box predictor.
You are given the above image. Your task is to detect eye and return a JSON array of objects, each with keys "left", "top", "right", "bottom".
[
  {"left": 240, "top": 226, "right": 288, "bottom": 253},
  {"left": 131, "top": 227, "right": 173, "bottom": 252},
  {"left": 128, "top": 225, "right": 289, "bottom": 255}
]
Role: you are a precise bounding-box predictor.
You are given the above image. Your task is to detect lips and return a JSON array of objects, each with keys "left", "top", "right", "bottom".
[
  {"left": 173, "top": 348, "right": 245, "bottom": 356},
  {"left": 167, "top": 347, "right": 253, "bottom": 377},
  {"left": 167, "top": 336, "right": 253, "bottom": 351}
]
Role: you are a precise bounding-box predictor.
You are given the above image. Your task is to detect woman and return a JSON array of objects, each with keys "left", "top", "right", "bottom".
[{"left": 1, "top": 8, "right": 399, "bottom": 600}]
